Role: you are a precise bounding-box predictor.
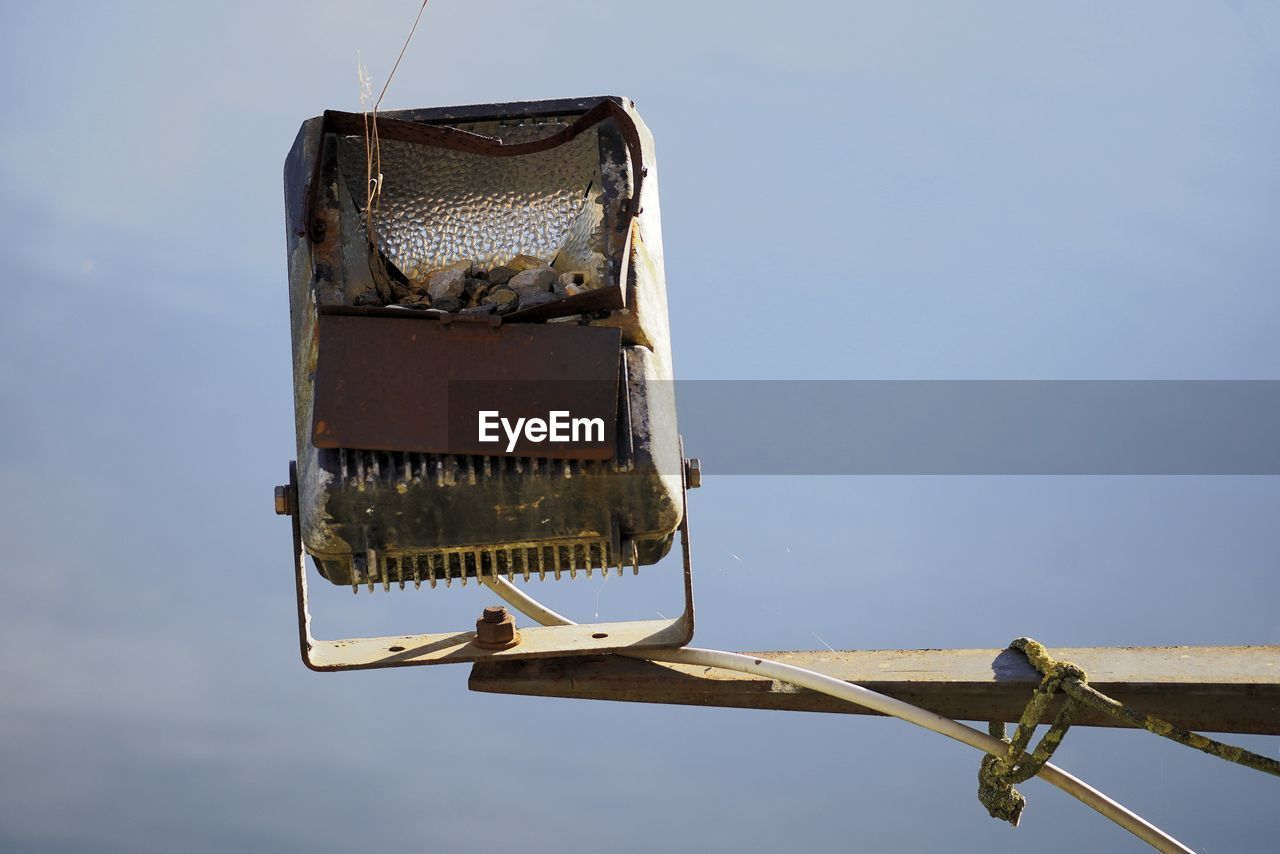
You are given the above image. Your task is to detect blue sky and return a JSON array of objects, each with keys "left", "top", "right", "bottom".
[{"left": 1, "top": 2, "right": 1277, "bottom": 852}]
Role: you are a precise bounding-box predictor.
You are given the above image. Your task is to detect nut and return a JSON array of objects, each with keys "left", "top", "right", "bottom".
[
  {"left": 274, "top": 484, "right": 295, "bottom": 516},
  {"left": 475, "top": 606, "right": 521, "bottom": 649},
  {"left": 684, "top": 458, "right": 702, "bottom": 489}
]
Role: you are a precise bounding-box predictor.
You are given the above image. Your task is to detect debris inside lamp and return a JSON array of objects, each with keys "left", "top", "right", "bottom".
[{"left": 355, "top": 254, "right": 593, "bottom": 317}]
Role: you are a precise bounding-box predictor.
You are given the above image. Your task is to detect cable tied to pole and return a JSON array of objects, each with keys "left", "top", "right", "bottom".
[{"left": 979, "top": 637, "right": 1280, "bottom": 826}]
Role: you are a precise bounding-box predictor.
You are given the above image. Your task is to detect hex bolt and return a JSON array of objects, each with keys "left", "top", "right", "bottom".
[
  {"left": 274, "top": 484, "right": 296, "bottom": 516},
  {"left": 684, "top": 458, "right": 702, "bottom": 489},
  {"left": 475, "top": 605, "right": 521, "bottom": 650}
]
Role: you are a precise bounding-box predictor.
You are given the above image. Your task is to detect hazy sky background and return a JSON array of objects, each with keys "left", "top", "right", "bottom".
[{"left": 1, "top": 2, "right": 1278, "bottom": 852}]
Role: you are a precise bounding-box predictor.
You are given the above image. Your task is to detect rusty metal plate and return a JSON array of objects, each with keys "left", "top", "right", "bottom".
[{"left": 313, "top": 312, "right": 620, "bottom": 458}]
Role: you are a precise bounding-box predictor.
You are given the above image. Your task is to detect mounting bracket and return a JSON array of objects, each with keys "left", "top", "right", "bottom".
[{"left": 285, "top": 461, "right": 695, "bottom": 671}]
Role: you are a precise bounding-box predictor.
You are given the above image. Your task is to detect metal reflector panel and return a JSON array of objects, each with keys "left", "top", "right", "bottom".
[{"left": 335, "top": 123, "right": 609, "bottom": 287}]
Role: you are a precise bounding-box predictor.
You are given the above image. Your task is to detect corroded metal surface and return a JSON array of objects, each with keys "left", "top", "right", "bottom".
[
  {"left": 285, "top": 462, "right": 696, "bottom": 670},
  {"left": 302, "top": 345, "right": 682, "bottom": 588},
  {"left": 311, "top": 312, "right": 620, "bottom": 458},
  {"left": 469, "top": 646, "right": 1280, "bottom": 735}
]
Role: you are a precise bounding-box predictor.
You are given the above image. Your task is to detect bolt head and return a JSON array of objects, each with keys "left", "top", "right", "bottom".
[
  {"left": 274, "top": 485, "right": 289, "bottom": 515},
  {"left": 684, "top": 458, "right": 702, "bottom": 489}
]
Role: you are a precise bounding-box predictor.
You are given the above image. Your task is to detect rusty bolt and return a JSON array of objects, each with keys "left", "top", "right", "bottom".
[
  {"left": 475, "top": 605, "right": 521, "bottom": 650},
  {"left": 274, "top": 484, "right": 295, "bottom": 516},
  {"left": 684, "top": 458, "right": 702, "bottom": 489}
]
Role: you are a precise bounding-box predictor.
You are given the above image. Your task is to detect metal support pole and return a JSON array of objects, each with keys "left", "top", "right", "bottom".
[{"left": 469, "top": 645, "right": 1280, "bottom": 735}]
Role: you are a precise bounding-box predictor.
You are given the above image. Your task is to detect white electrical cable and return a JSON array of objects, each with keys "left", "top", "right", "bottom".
[{"left": 480, "top": 576, "right": 1192, "bottom": 854}]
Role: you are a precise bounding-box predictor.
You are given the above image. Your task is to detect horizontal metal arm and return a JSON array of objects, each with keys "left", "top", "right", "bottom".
[{"left": 469, "top": 645, "right": 1280, "bottom": 735}]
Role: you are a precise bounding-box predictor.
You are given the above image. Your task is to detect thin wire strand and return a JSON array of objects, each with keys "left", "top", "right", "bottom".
[
  {"left": 362, "top": 1, "right": 430, "bottom": 294},
  {"left": 375, "top": 1, "right": 429, "bottom": 111}
]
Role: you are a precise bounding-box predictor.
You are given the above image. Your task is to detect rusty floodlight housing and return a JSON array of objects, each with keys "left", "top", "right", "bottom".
[{"left": 279, "top": 96, "right": 695, "bottom": 669}]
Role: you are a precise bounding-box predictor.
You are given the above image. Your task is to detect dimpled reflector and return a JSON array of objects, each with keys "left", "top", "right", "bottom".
[{"left": 336, "top": 122, "right": 606, "bottom": 286}]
